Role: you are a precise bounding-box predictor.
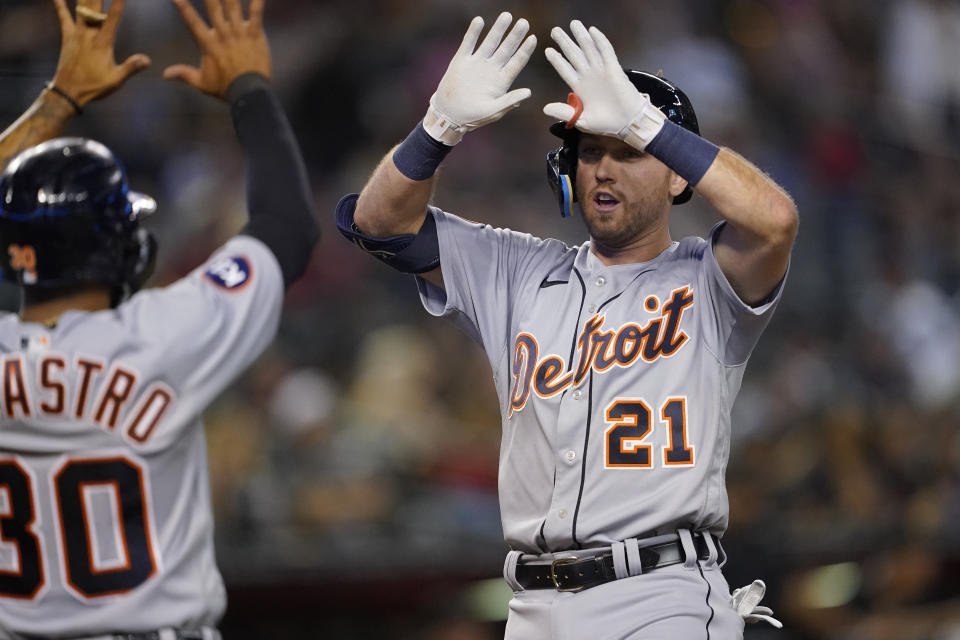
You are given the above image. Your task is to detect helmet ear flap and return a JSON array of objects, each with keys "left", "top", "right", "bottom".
[
  {"left": 546, "top": 142, "right": 578, "bottom": 218},
  {"left": 673, "top": 184, "right": 694, "bottom": 205},
  {"left": 112, "top": 228, "right": 157, "bottom": 307},
  {"left": 132, "top": 229, "right": 158, "bottom": 291}
]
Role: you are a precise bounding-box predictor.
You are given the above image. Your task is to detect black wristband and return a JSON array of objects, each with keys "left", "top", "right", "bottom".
[
  {"left": 645, "top": 121, "right": 719, "bottom": 187},
  {"left": 392, "top": 122, "right": 453, "bottom": 181},
  {"left": 45, "top": 82, "right": 82, "bottom": 115}
]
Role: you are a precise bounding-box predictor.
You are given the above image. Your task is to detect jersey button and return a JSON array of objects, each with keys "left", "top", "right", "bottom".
[
  {"left": 572, "top": 390, "right": 582, "bottom": 400},
  {"left": 587, "top": 304, "right": 597, "bottom": 314},
  {"left": 595, "top": 276, "right": 606, "bottom": 287},
  {"left": 564, "top": 449, "right": 577, "bottom": 464},
  {"left": 558, "top": 509, "right": 568, "bottom": 519}
]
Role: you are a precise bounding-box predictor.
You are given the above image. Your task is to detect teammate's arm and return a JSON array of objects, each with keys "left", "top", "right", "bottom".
[
  {"left": 0, "top": 0, "right": 149, "bottom": 164},
  {"left": 349, "top": 12, "right": 536, "bottom": 289},
  {"left": 165, "top": 0, "right": 318, "bottom": 287},
  {"left": 543, "top": 21, "right": 798, "bottom": 306}
]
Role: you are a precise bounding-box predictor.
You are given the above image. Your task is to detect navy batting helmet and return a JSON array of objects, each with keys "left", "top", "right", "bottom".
[
  {"left": 546, "top": 70, "right": 700, "bottom": 217},
  {"left": 0, "top": 137, "right": 157, "bottom": 303}
]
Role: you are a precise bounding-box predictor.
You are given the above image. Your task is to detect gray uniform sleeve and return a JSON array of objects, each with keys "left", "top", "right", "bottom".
[
  {"left": 118, "top": 235, "right": 284, "bottom": 443},
  {"left": 699, "top": 221, "right": 787, "bottom": 366},
  {"left": 416, "top": 208, "right": 562, "bottom": 357}
]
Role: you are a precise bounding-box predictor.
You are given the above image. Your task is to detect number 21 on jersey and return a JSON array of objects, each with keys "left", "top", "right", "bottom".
[{"left": 605, "top": 397, "right": 694, "bottom": 468}]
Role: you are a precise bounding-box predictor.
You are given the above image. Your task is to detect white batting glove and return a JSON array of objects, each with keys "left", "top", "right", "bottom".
[
  {"left": 423, "top": 12, "right": 537, "bottom": 145},
  {"left": 731, "top": 579, "right": 783, "bottom": 629},
  {"left": 543, "top": 21, "right": 665, "bottom": 151}
]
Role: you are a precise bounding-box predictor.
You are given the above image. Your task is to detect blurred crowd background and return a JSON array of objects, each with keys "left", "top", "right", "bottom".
[{"left": 3, "top": 0, "right": 960, "bottom": 638}]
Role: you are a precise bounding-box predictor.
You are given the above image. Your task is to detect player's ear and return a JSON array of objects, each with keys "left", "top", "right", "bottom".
[{"left": 669, "top": 171, "right": 688, "bottom": 199}]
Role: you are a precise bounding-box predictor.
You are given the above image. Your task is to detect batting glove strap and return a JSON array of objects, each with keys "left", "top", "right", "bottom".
[
  {"left": 423, "top": 101, "right": 470, "bottom": 146},
  {"left": 424, "top": 96, "right": 528, "bottom": 145},
  {"left": 731, "top": 579, "right": 783, "bottom": 629},
  {"left": 618, "top": 99, "right": 667, "bottom": 151}
]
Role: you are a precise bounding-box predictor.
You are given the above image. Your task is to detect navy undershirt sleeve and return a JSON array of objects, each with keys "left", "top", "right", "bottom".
[{"left": 229, "top": 73, "right": 319, "bottom": 288}]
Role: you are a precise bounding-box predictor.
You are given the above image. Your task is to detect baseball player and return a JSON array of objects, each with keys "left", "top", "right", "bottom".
[
  {"left": 0, "top": 0, "right": 317, "bottom": 638},
  {"left": 337, "top": 12, "right": 797, "bottom": 639}
]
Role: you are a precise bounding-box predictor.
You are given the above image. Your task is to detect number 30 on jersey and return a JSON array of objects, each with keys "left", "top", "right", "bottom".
[{"left": 0, "top": 454, "right": 157, "bottom": 601}]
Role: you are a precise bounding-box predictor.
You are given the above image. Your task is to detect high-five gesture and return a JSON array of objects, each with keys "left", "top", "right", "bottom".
[
  {"left": 543, "top": 21, "right": 665, "bottom": 151},
  {"left": 341, "top": 14, "right": 798, "bottom": 638},
  {"left": 0, "top": 0, "right": 149, "bottom": 164},
  {"left": 51, "top": 0, "right": 151, "bottom": 108},
  {"left": 163, "top": 0, "right": 271, "bottom": 99},
  {"left": 425, "top": 12, "right": 536, "bottom": 145}
]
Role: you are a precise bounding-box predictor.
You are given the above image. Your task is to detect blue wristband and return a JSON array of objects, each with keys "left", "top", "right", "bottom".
[
  {"left": 392, "top": 122, "right": 454, "bottom": 181},
  {"left": 645, "top": 121, "right": 719, "bottom": 187}
]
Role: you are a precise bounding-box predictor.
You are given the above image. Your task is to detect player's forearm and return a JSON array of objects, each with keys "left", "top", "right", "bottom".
[
  {"left": 696, "top": 147, "right": 798, "bottom": 304},
  {"left": 0, "top": 88, "right": 76, "bottom": 167},
  {"left": 229, "top": 73, "right": 319, "bottom": 287},
  {"left": 337, "top": 129, "right": 444, "bottom": 283},
  {"left": 696, "top": 148, "right": 798, "bottom": 250},
  {"left": 354, "top": 150, "right": 436, "bottom": 237}
]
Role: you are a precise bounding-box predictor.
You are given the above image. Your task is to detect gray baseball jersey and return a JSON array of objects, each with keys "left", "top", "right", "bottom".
[
  {"left": 416, "top": 208, "right": 783, "bottom": 554},
  {"left": 0, "top": 235, "right": 282, "bottom": 638}
]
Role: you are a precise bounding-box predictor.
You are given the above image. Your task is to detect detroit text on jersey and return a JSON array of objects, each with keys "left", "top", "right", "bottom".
[{"left": 510, "top": 285, "right": 694, "bottom": 414}]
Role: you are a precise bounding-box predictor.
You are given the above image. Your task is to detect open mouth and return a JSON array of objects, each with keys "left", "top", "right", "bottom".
[{"left": 593, "top": 192, "right": 620, "bottom": 211}]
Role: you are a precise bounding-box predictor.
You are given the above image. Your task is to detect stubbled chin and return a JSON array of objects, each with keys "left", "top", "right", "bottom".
[{"left": 584, "top": 204, "right": 620, "bottom": 220}]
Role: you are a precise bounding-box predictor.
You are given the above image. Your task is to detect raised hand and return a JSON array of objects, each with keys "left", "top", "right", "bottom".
[
  {"left": 163, "top": 0, "right": 271, "bottom": 99},
  {"left": 51, "top": 0, "right": 151, "bottom": 108},
  {"left": 424, "top": 12, "right": 537, "bottom": 145},
  {"left": 543, "top": 21, "right": 665, "bottom": 151}
]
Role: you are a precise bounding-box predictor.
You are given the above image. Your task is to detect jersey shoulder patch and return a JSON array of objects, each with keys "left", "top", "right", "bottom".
[{"left": 204, "top": 255, "right": 253, "bottom": 291}]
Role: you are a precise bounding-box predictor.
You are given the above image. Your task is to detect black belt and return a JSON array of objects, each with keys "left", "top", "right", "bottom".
[{"left": 516, "top": 534, "right": 713, "bottom": 593}]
